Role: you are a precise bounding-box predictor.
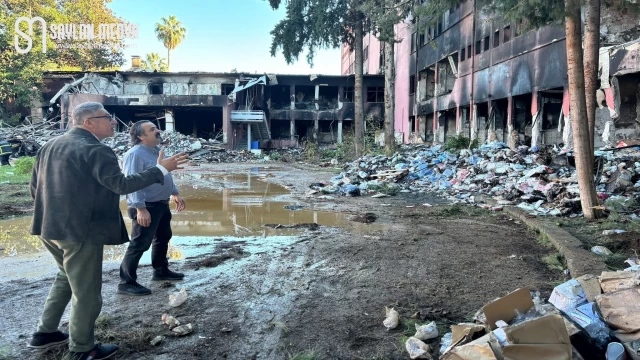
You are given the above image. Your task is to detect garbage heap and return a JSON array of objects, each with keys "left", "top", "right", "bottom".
[
  {"left": 316, "top": 142, "right": 640, "bottom": 217},
  {"left": 1, "top": 120, "right": 259, "bottom": 163},
  {"left": 396, "top": 260, "right": 639, "bottom": 359}
]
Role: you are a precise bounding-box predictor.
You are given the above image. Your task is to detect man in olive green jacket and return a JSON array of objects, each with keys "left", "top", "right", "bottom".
[{"left": 28, "top": 102, "right": 188, "bottom": 360}]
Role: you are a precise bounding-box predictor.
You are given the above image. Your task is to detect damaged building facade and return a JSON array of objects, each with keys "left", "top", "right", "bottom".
[
  {"left": 40, "top": 70, "right": 385, "bottom": 150},
  {"left": 342, "top": 1, "right": 640, "bottom": 148}
]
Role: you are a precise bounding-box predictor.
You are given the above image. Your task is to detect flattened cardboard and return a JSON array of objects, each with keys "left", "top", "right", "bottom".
[
  {"left": 576, "top": 274, "right": 601, "bottom": 302},
  {"left": 623, "top": 339, "right": 640, "bottom": 360},
  {"left": 596, "top": 287, "right": 640, "bottom": 333},
  {"left": 442, "top": 343, "right": 498, "bottom": 360},
  {"left": 599, "top": 271, "right": 640, "bottom": 293},
  {"left": 451, "top": 323, "right": 486, "bottom": 348},
  {"left": 483, "top": 288, "right": 534, "bottom": 330},
  {"left": 501, "top": 315, "right": 572, "bottom": 360}
]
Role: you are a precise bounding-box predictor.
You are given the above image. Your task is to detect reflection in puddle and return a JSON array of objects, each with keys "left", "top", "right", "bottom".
[{"left": 0, "top": 170, "right": 377, "bottom": 262}]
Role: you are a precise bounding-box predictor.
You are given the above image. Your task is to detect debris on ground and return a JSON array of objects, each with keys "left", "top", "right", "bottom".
[
  {"left": 263, "top": 223, "right": 319, "bottom": 231},
  {"left": 150, "top": 335, "right": 164, "bottom": 346},
  {"left": 405, "top": 336, "right": 432, "bottom": 359},
  {"left": 383, "top": 306, "right": 399, "bottom": 330},
  {"left": 414, "top": 321, "right": 439, "bottom": 341},
  {"left": 162, "top": 314, "right": 180, "bottom": 328},
  {"left": 312, "top": 142, "right": 640, "bottom": 218},
  {"left": 434, "top": 265, "right": 640, "bottom": 359},
  {"left": 1, "top": 119, "right": 267, "bottom": 163},
  {"left": 168, "top": 288, "right": 188, "bottom": 307},
  {"left": 170, "top": 323, "right": 194, "bottom": 336},
  {"left": 591, "top": 245, "right": 613, "bottom": 256}
]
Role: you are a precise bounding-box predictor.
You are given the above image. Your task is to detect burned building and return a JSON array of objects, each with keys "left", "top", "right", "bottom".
[
  {"left": 344, "top": 1, "right": 640, "bottom": 148},
  {"left": 41, "top": 70, "right": 385, "bottom": 150}
]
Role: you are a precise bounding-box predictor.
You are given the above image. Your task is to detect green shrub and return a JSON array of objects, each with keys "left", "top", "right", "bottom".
[
  {"left": 444, "top": 135, "right": 477, "bottom": 152},
  {"left": 14, "top": 156, "right": 35, "bottom": 175}
]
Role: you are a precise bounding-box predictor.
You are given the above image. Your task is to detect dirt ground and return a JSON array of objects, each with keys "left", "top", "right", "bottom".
[{"left": 0, "top": 163, "right": 561, "bottom": 360}]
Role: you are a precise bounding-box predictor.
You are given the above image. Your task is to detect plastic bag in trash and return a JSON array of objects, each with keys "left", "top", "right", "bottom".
[
  {"left": 162, "top": 313, "right": 180, "bottom": 328},
  {"left": 383, "top": 306, "right": 399, "bottom": 330},
  {"left": 439, "top": 332, "right": 453, "bottom": 355},
  {"left": 168, "top": 288, "right": 187, "bottom": 307},
  {"left": 414, "top": 321, "right": 439, "bottom": 341},
  {"left": 591, "top": 246, "right": 613, "bottom": 256},
  {"left": 405, "top": 336, "right": 432, "bottom": 359}
]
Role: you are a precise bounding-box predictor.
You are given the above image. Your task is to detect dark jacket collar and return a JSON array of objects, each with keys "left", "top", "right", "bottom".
[{"left": 68, "top": 127, "right": 101, "bottom": 142}]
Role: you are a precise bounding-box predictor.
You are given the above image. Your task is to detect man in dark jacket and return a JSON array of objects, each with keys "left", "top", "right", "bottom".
[
  {"left": 27, "top": 102, "right": 188, "bottom": 360},
  {"left": 0, "top": 139, "right": 11, "bottom": 166}
]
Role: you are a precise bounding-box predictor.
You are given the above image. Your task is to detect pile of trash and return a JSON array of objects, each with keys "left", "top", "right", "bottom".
[
  {"left": 317, "top": 142, "right": 640, "bottom": 217},
  {"left": 1, "top": 120, "right": 261, "bottom": 163},
  {"left": 392, "top": 260, "right": 639, "bottom": 359}
]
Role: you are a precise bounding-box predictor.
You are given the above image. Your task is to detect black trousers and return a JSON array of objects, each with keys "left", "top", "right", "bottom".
[{"left": 119, "top": 201, "right": 172, "bottom": 284}]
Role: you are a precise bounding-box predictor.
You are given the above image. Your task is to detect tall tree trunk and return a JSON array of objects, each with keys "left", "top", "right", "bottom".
[
  {"left": 565, "top": 0, "right": 601, "bottom": 220},
  {"left": 167, "top": 48, "right": 171, "bottom": 71},
  {"left": 354, "top": 12, "right": 365, "bottom": 157},
  {"left": 584, "top": 0, "right": 600, "bottom": 159},
  {"left": 384, "top": 40, "right": 395, "bottom": 155}
]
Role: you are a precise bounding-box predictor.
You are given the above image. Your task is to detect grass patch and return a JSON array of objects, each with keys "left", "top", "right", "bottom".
[
  {"left": 432, "top": 204, "right": 488, "bottom": 218},
  {"left": 605, "top": 252, "right": 629, "bottom": 271},
  {"left": 0, "top": 165, "right": 30, "bottom": 184},
  {"left": 542, "top": 252, "right": 566, "bottom": 272},
  {"left": 368, "top": 182, "right": 400, "bottom": 196},
  {"left": 13, "top": 156, "right": 35, "bottom": 175},
  {"left": 536, "top": 233, "right": 553, "bottom": 248},
  {"left": 443, "top": 135, "right": 478, "bottom": 152}
]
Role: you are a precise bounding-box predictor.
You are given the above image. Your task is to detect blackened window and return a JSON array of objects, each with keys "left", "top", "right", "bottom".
[
  {"left": 364, "top": 45, "right": 369, "bottom": 61},
  {"left": 343, "top": 87, "right": 354, "bottom": 102},
  {"left": 504, "top": 25, "right": 511, "bottom": 43},
  {"left": 221, "top": 84, "right": 235, "bottom": 96},
  {"left": 475, "top": 40, "right": 481, "bottom": 55},
  {"left": 419, "top": 33, "right": 425, "bottom": 47},
  {"left": 460, "top": 47, "right": 465, "bottom": 61},
  {"left": 410, "top": 75, "right": 415, "bottom": 95},
  {"left": 483, "top": 36, "right": 490, "bottom": 51},
  {"left": 367, "top": 87, "right": 384, "bottom": 103},
  {"left": 494, "top": 31, "right": 500, "bottom": 48},
  {"left": 411, "top": 32, "right": 416, "bottom": 52},
  {"left": 467, "top": 45, "right": 472, "bottom": 57}
]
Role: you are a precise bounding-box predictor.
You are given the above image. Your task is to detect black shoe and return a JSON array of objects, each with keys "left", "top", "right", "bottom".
[
  {"left": 67, "top": 343, "right": 118, "bottom": 360},
  {"left": 27, "top": 331, "right": 69, "bottom": 349},
  {"left": 117, "top": 282, "right": 151, "bottom": 296},
  {"left": 152, "top": 269, "right": 184, "bottom": 281}
]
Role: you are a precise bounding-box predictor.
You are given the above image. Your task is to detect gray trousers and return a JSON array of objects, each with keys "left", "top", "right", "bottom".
[{"left": 37, "top": 238, "right": 103, "bottom": 353}]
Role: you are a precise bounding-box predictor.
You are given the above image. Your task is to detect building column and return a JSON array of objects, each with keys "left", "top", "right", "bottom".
[
  {"left": 314, "top": 85, "right": 320, "bottom": 110},
  {"left": 432, "top": 112, "right": 438, "bottom": 142},
  {"left": 455, "top": 106, "right": 461, "bottom": 135},
  {"left": 487, "top": 100, "right": 494, "bottom": 142},
  {"left": 165, "top": 110, "right": 175, "bottom": 132},
  {"left": 507, "top": 96, "right": 515, "bottom": 149},
  {"left": 337, "top": 120, "right": 343, "bottom": 144},
  {"left": 313, "top": 117, "right": 319, "bottom": 142},
  {"left": 290, "top": 85, "right": 296, "bottom": 110},
  {"left": 290, "top": 118, "right": 296, "bottom": 142},
  {"left": 531, "top": 90, "right": 542, "bottom": 149},
  {"left": 247, "top": 123, "right": 252, "bottom": 151},
  {"left": 30, "top": 98, "right": 44, "bottom": 123},
  {"left": 471, "top": 104, "right": 478, "bottom": 140}
]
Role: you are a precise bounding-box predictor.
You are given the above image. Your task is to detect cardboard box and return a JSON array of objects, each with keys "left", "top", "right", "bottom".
[
  {"left": 549, "top": 279, "right": 587, "bottom": 313},
  {"left": 575, "top": 274, "right": 601, "bottom": 302},
  {"left": 500, "top": 314, "right": 573, "bottom": 360},
  {"left": 599, "top": 271, "right": 640, "bottom": 293},
  {"left": 596, "top": 287, "right": 640, "bottom": 333},
  {"left": 483, "top": 288, "right": 534, "bottom": 330},
  {"left": 442, "top": 343, "right": 498, "bottom": 360}
]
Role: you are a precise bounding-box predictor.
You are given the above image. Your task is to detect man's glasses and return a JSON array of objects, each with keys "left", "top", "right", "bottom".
[{"left": 87, "top": 114, "right": 115, "bottom": 121}]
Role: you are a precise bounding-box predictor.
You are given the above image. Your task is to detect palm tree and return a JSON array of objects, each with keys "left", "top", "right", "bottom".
[
  {"left": 143, "top": 53, "right": 168, "bottom": 72},
  {"left": 154, "top": 16, "right": 186, "bottom": 71}
]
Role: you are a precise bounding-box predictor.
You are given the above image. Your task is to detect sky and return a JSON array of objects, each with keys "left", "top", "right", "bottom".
[{"left": 107, "top": 0, "right": 342, "bottom": 74}]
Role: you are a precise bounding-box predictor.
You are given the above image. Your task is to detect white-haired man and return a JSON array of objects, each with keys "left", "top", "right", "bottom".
[{"left": 28, "top": 102, "right": 188, "bottom": 360}]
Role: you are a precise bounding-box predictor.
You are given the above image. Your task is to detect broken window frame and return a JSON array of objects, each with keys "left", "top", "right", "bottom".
[
  {"left": 366, "top": 87, "right": 384, "bottom": 103},
  {"left": 343, "top": 87, "right": 354, "bottom": 102},
  {"left": 503, "top": 25, "right": 511, "bottom": 43},
  {"left": 221, "top": 84, "right": 235, "bottom": 96}
]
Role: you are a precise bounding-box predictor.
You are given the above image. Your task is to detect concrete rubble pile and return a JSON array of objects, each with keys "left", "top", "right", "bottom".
[
  {"left": 425, "top": 261, "right": 640, "bottom": 360},
  {"left": 317, "top": 142, "right": 640, "bottom": 217},
  {"left": 0, "top": 119, "right": 66, "bottom": 157},
  {"left": 1, "top": 121, "right": 258, "bottom": 163}
]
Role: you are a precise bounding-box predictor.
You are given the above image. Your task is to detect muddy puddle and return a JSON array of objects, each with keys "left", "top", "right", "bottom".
[{"left": 0, "top": 168, "right": 378, "bottom": 278}]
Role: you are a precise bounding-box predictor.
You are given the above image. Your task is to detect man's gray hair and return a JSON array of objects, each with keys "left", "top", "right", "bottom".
[
  {"left": 130, "top": 120, "right": 152, "bottom": 146},
  {"left": 72, "top": 102, "right": 105, "bottom": 126}
]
